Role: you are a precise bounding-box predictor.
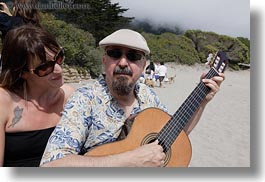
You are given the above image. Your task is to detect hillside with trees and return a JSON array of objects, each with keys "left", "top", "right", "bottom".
[
  {"left": 41, "top": 0, "right": 133, "bottom": 45},
  {"left": 0, "top": 0, "right": 250, "bottom": 78}
]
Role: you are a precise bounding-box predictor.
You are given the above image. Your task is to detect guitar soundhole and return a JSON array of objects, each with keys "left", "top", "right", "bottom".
[{"left": 141, "top": 132, "right": 171, "bottom": 167}]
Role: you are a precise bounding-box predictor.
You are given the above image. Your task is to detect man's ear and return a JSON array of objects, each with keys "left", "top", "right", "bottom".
[
  {"left": 102, "top": 56, "right": 107, "bottom": 72},
  {"left": 102, "top": 56, "right": 106, "bottom": 64}
]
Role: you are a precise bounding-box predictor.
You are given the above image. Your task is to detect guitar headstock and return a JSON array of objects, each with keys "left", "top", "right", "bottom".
[{"left": 210, "top": 51, "right": 229, "bottom": 73}]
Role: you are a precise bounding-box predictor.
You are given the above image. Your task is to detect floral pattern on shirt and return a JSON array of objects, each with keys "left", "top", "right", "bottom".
[{"left": 40, "top": 75, "right": 168, "bottom": 165}]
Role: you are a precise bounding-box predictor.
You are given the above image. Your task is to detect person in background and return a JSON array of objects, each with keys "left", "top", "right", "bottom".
[
  {"left": 154, "top": 61, "right": 160, "bottom": 82},
  {"left": 40, "top": 29, "right": 224, "bottom": 167},
  {"left": 205, "top": 52, "right": 213, "bottom": 65},
  {"left": 0, "top": 0, "right": 41, "bottom": 41},
  {"left": 0, "top": 0, "right": 41, "bottom": 69},
  {"left": 157, "top": 62, "right": 167, "bottom": 87},
  {"left": 145, "top": 61, "right": 155, "bottom": 80},
  {"left": 0, "top": 25, "right": 75, "bottom": 167}
]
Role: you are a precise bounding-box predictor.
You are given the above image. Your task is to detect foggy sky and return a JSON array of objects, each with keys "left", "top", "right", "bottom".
[{"left": 111, "top": 0, "right": 250, "bottom": 38}]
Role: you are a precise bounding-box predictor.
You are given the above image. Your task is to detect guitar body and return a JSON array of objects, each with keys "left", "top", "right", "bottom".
[{"left": 85, "top": 108, "right": 192, "bottom": 167}]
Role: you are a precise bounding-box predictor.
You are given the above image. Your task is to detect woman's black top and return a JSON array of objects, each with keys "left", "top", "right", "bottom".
[{"left": 4, "top": 127, "right": 55, "bottom": 167}]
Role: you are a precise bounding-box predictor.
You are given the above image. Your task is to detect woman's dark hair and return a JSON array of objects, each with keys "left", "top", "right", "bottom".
[
  {"left": 146, "top": 61, "right": 155, "bottom": 71},
  {"left": 0, "top": 25, "right": 60, "bottom": 93}
]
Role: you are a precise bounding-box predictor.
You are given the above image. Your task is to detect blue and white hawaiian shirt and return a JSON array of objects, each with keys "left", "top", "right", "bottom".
[{"left": 40, "top": 75, "right": 168, "bottom": 165}]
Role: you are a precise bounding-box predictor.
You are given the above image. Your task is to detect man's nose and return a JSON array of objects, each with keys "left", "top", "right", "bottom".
[{"left": 118, "top": 55, "right": 129, "bottom": 67}]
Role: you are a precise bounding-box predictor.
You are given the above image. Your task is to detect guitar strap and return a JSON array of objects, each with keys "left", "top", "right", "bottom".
[{"left": 117, "top": 114, "right": 137, "bottom": 141}]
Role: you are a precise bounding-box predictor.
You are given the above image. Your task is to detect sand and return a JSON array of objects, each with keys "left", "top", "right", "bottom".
[{"left": 70, "top": 63, "right": 250, "bottom": 167}]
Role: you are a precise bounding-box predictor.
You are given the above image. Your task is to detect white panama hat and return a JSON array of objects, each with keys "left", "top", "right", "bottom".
[{"left": 99, "top": 29, "right": 150, "bottom": 55}]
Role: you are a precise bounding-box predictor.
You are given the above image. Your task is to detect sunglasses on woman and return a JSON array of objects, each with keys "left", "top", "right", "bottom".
[
  {"left": 28, "top": 48, "right": 65, "bottom": 77},
  {"left": 106, "top": 49, "right": 144, "bottom": 62}
]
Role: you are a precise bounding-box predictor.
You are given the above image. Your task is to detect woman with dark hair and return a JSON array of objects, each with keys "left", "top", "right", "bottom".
[
  {"left": 0, "top": 0, "right": 41, "bottom": 40},
  {"left": 0, "top": 25, "right": 75, "bottom": 167},
  {"left": 145, "top": 61, "right": 155, "bottom": 80},
  {"left": 145, "top": 61, "right": 155, "bottom": 73}
]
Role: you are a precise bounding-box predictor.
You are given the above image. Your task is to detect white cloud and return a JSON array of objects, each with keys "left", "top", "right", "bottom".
[{"left": 111, "top": 0, "right": 250, "bottom": 38}]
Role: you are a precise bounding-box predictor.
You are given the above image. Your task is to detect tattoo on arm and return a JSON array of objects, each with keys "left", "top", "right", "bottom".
[{"left": 8, "top": 106, "right": 24, "bottom": 128}]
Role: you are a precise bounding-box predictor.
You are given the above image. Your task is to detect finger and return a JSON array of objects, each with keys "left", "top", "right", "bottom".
[
  {"left": 218, "top": 73, "right": 225, "bottom": 80},
  {"left": 202, "top": 78, "right": 219, "bottom": 87},
  {"left": 161, "top": 152, "right": 166, "bottom": 160},
  {"left": 160, "top": 160, "right": 165, "bottom": 167},
  {"left": 202, "top": 79, "right": 219, "bottom": 93},
  {"left": 202, "top": 74, "right": 224, "bottom": 82},
  {"left": 205, "top": 82, "right": 219, "bottom": 93},
  {"left": 200, "top": 73, "right": 207, "bottom": 80},
  {"left": 212, "top": 76, "right": 224, "bottom": 85}
]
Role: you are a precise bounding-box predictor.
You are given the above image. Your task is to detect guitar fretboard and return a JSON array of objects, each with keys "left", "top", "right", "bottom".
[{"left": 157, "top": 68, "right": 220, "bottom": 152}]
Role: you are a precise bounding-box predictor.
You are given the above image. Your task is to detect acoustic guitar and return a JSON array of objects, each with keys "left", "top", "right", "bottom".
[{"left": 85, "top": 51, "right": 229, "bottom": 167}]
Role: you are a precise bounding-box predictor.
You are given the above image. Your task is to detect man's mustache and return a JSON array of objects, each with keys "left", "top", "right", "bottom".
[{"left": 113, "top": 67, "right": 133, "bottom": 76}]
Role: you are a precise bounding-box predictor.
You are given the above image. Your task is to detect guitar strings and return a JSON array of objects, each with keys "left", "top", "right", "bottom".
[
  {"left": 161, "top": 69, "right": 215, "bottom": 146},
  {"left": 158, "top": 70, "right": 214, "bottom": 150},
  {"left": 157, "top": 68, "right": 219, "bottom": 151},
  {"left": 160, "top": 68, "right": 217, "bottom": 148}
]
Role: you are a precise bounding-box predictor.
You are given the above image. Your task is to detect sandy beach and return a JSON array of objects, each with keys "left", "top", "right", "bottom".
[{"left": 70, "top": 63, "right": 250, "bottom": 167}]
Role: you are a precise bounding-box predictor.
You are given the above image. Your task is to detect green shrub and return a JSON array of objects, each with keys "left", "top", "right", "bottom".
[{"left": 41, "top": 13, "right": 102, "bottom": 76}]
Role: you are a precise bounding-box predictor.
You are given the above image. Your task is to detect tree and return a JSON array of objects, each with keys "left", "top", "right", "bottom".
[
  {"left": 237, "top": 37, "right": 250, "bottom": 50},
  {"left": 44, "top": 0, "right": 133, "bottom": 45}
]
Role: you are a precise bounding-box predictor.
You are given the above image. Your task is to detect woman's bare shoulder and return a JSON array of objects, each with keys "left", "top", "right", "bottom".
[
  {"left": 0, "top": 88, "right": 12, "bottom": 125},
  {"left": 0, "top": 88, "right": 12, "bottom": 103}
]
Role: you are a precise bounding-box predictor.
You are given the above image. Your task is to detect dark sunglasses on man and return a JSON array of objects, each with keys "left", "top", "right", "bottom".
[
  {"left": 106, "top": 49, "right": 144, "bottom": 62},
  {"left": 25, "top": 48, "right": 65, "bottom": 77}
]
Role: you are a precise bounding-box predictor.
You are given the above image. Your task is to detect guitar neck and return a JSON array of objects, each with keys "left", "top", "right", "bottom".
[{"left": 157, "top": 67, "right": 220, "bottom": 152}]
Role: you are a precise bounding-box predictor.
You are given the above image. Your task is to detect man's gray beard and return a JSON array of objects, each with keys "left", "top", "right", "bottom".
[{"left": 112, "top": 76, "right": 134, "bottom": 96}]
